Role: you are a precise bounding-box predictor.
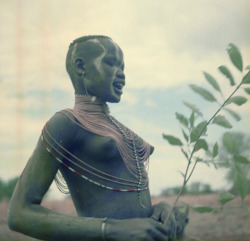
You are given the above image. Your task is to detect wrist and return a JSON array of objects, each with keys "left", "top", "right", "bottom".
[{"left": 101, "top": 217, "right": 108, "bottom": 241}]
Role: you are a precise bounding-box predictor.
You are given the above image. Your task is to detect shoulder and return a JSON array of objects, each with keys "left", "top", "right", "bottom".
[
  {"left": 43, "top": 111, "right": 78, "bottom": 149},
  {"left": 46, "top": 111, "right": 76, "bottom": 130}
]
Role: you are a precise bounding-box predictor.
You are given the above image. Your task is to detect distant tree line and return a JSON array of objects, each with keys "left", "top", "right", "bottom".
[
  {"left": 0, "top": 177, "right": 18, "bottom": 201},
  {"left": 160, "top": 182, "right": 214, "bottom": 196}
]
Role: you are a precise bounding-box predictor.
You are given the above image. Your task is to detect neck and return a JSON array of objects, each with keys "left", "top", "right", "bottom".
[{"left": 74, "top": 94, "right": 110, "bottom": 114}]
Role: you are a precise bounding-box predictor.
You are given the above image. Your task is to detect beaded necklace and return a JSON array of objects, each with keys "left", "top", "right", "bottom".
[
  {"left": 42, "top": 95, "right": 152, "bottom": 207},
  {"left": 41, "top": 132, "right": 147, "bottom": 192}
]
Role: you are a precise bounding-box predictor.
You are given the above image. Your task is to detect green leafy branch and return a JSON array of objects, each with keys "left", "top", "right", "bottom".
[{"left": 163, "top": 43, "right": 250, "bottom": 224}]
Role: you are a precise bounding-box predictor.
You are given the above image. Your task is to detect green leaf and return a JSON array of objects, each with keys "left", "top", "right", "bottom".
[
  {"left": 224, "top": 108, "right": 241, "bottom": 121},
  {"left": 193, "top": 139, "right": 208, "bottom": 153},
  {"left": 223, "top": 132, "right": 237, "bottom": 154},
  {"left": 162, "top": 134, "right": 183, "bottom": 146},
  {"left": 234, "top": 155, "right": 250, "bottom": 164},
  {"left": 227, "top": 43, "right": 243, "bottom": 72},
  {"left": 181, "top": 148, "right": 189, "bottom": 160},
  {"left": 212, "top": 142, "right": 218, "bottom": 158},
  {"left": 212, "top": 115, "right": 232, "bottom": 129},
  {"left": 246, "top": 65, "right": 250, "bottom": 70},
  {"left": 190, "top": 121, "right": 207, "bottom": 142},
  {"left": 189, "top": 84, "right": 217, "bottom": 102},
  {"left": 203, "top": 71, "right": 221, "bottom": 92},
  {"left": 193, "top": 205, "right": 213, "bottom": 213},
  {"left": 218, "top": 65, "right": 235, "bottom": 86},
  {"left": 178, "top": 170, "right": 185, "bottom": 178},
  {"left": 242, "top": 71, "right": 250, "bottom": 84},
  {"left": 219, "top": 192, "right": 236, "bottom": 206},
  {"left": 176, "top": 112, "right": 189, "bottom": 127},
  {"left": 183, "top": 101, "right": 203, "bottom": 116},
  {"left": 217, "top": 161, "right": 231, "bottom": 168},
  {"left": 236, "top": 172, "right": 248, "bottom": 201},
  {"left": 244, "top": 87, "right": 250, "bottom": 94},
  {"left": 189, "top": 112, "right": 195, "bottom": 127},
  {"left": 196, "top": 157, "right": 204, "bottom": 163},
  {"left": 226, "top": 96, "right": 247, "bottom": 106},
  {"left": 182, "top": 129, "right": 189, "bottom": 142}
]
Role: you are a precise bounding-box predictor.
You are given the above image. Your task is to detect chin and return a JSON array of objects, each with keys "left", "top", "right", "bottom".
[
  {"left": 108, "top": 97, "right": 121, "bottom": 103},
  {"left": 106, "top": 95, "right": 122, "bottom": 103}
]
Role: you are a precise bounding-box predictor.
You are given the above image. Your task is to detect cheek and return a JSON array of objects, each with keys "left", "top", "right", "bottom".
[{"left": 94, "top": 62, "right": 104, "bottom": 76}]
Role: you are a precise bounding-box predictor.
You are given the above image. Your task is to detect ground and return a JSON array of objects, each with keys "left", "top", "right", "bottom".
[{"left": 0, "top": 194, "right": 249, "bottom": 240}]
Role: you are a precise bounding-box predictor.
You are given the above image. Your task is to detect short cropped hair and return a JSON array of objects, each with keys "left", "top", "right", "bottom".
[
  {"left": 66, "top": 35, "right": 111, "bottom": 78},
  {"left": 69, "top": 35, "right": 111, "bottom": 48}
]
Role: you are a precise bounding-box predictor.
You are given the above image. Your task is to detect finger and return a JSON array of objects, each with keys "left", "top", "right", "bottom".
[
  {"left": 152, "top": 220, "right": 169, "bottom": 236},
  {"left": 151, "top": 215, "right": 159, "bottom": 222},
  {"left": 151, "top": 205, "right": 163, "bottom": 221},
  {"left": 162, "top": 220, "right": 177, "bottom": 239}
]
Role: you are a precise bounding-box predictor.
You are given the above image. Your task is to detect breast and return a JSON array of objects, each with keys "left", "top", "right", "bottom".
[{"left": 83, "top": 135, "right": 120, "bottom": 161}]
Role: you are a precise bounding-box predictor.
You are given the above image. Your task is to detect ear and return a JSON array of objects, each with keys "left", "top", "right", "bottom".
[{"left": 74, "top": 57, "right": 85, "bottom": 76}]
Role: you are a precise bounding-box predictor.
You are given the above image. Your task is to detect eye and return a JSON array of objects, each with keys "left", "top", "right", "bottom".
[
  {"left": 105, "top": 61, "right": 114, "bottom": 67},
  {"left": 104, "top": 58, "right": 115, "bottom": 67}
]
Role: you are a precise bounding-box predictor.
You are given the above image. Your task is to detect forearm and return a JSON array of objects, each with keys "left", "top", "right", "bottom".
[{"left": 8, "top": 204, "right": 103, "bottom": 241}]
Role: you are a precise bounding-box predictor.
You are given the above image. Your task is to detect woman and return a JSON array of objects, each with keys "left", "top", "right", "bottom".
[{"left": 8, "top": 35, "right": 177, "bottom": 241}]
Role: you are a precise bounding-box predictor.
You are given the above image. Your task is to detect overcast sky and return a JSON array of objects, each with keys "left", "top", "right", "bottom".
[{"left": 0, "top": 0, "right": 249, "bottom": 198}]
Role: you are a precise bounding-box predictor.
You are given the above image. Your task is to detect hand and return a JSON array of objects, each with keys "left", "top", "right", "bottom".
[
  {"left": 151, "top": 202, "right": 177, "bottom": 240},
  {"left": 105, "top": 218, "right": 169, "bottom": 241}
]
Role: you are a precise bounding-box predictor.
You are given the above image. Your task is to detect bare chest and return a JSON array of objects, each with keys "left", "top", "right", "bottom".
[{"left": 58, "top": 125, "right": 152, "bottom": 218}]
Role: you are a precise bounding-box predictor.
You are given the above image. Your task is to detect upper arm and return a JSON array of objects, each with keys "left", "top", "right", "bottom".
[{"left": 9, "top": 112, "right": 77, "bottom": 208}]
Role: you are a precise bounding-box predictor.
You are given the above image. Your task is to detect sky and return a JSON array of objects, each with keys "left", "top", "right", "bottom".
[{"left": 0, "top": 0, "right": 249, "bottom": 198}]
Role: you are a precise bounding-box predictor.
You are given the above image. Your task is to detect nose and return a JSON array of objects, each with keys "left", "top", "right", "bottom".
[{"left": 116, "top": 68, "right": 125, "bottom": 80}]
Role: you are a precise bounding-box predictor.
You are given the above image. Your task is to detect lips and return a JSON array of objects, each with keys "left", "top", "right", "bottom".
[{"left": 113, "top": 82, "right": 124, "bottom": 95}]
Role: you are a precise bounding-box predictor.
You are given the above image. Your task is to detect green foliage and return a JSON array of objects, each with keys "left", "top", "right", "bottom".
[
  {"left": 242, "top": 71, "right": 250, "bottom": 84},
  {"left": 219, "top": 192, "right": 236, "bottom": 206},
  {"left": 234, "top": 155, "right": 250, "bottom": 164},
  {"left": 218, "top": 65, "right": 235, "bottom": 85},
  {"left": 212, "top": 115, "right": 232, "bottom": 129},
  {"left": 227, "top": 43, "right": 243, "bottom": 72},
  {"left": 203, "top": 72, "right": 221, "bottom": 92},
  {"left": 244, "top": 87, "right": 250, "bottom": 94},
  {"left": 192, "top": 205, "right": 213, "bottom": 213},
  {"left": 216, "top": 132, "right": 250, "bottom": 201},
  {"left": 189, "top": 84, "right": 216, "bottom": 102},
  {"left": 226, "top": 96, "right": 248, "bottom": 106},
  {"left": 162, "top": 43, "right": 249, "bottom": 216},
  {"left": 193, "top": 139, "right": 208, "bottom": 153},
  {"left": 162, "top": 134, "right": 183, "bottom": 146},
  {"left": 222, "top": 132, "right": 238, "bottom": 154},
  {"left": 176, "top": 112, "right": 189, "bottom": 127},
  {"left": 224, "top": 108, "right": 241, "bottom": 121},
  {"left": 235, "top": 171, "right": 248, "bottom": 201},
  {"left": 161, "top": 182, "right": 214, "bottom": 196},
  {"left": 212, "top": 142, "right": 219, "bottom": 158},
  {"left": 0, "top": 177, "right": 18, "bottom": 201},
  {"left": 183, "top": 101, "right": 202, "bottom": 116},
  {"left": 190, "top": 121, "right": 207, "bottom": 143}
]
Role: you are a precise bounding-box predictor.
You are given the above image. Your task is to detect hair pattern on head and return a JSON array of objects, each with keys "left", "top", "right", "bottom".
[
  {"left": 69, "top": 35, "right": 111, "bottom": 48},
  {"left": 66, "top": 35, "right": 112, "bottom": 88}
]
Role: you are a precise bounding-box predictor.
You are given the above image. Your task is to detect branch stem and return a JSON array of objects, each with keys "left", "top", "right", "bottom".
[{"left": 163, "top": 80, "right": 244, "bottom": 225}]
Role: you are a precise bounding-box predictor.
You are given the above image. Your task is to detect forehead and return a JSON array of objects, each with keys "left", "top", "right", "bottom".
[{"left": 88, "top": 38, "right": 123, "bottom": 60}]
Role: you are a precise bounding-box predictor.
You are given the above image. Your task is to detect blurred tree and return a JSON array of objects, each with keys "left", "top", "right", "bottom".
[
  {"left": 160, "top": 182, "right": 214, "bottom": 196},
  {"left": 218, "top": 132, "right": 250, "bottom": 195},
  {"left": 0, "top": 177, "right": 19, "bottom": 201}
]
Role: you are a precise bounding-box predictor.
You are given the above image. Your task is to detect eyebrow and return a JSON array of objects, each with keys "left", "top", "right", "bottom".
[{"left": 103, "top": 55, "right": 124, "bottom": 65}]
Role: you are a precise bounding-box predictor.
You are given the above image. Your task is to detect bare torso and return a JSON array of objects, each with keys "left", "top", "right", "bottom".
[{"left": 48, "top": 112, "right": 153, "bottom": 219}]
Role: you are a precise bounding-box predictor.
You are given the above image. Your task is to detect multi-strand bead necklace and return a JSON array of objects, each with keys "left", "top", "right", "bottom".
[{"left": 41, "top": 95, "right": 152, "bottom": 207}]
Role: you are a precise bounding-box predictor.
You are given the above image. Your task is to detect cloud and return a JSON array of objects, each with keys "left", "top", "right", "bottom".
[{"left": 0, "top": 0, "right": 249, "bottom": 197}]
